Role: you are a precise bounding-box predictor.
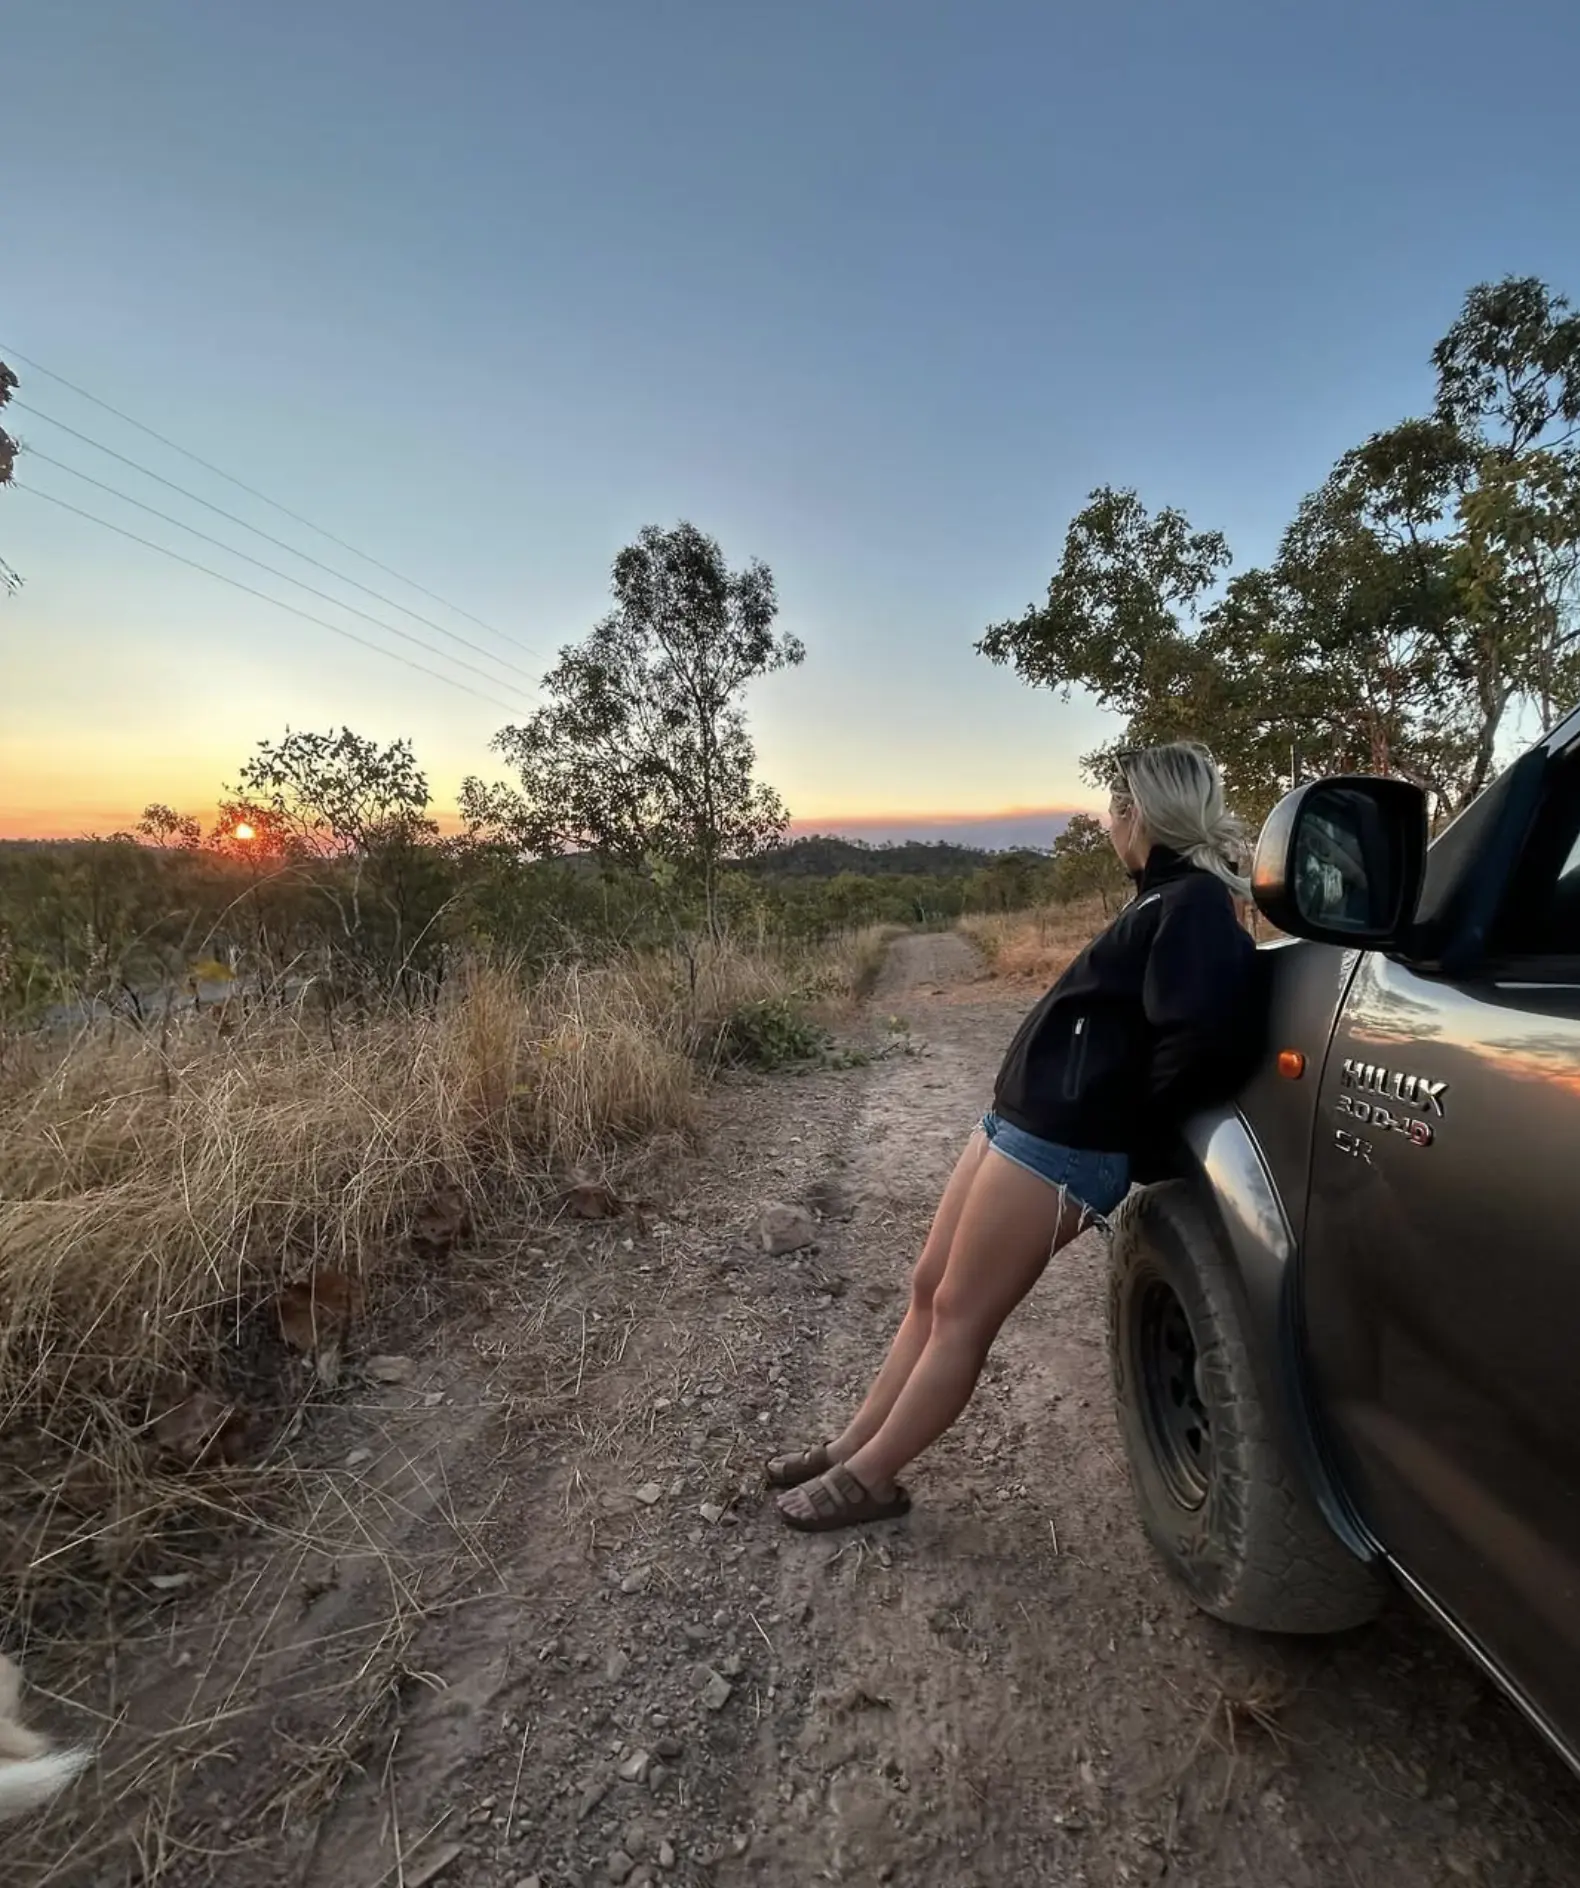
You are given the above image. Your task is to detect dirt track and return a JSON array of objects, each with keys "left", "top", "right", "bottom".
[{"left": 37, "top": 933, "right": 1580, "bottom": 1887}]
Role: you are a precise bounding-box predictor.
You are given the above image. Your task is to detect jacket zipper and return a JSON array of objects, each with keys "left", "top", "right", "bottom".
[{"left": 1062, "top": 1015, "right": 1089, "bottom": 1101}]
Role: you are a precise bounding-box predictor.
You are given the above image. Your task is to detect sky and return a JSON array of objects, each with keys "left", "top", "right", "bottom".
[{"left": 5, "top": 0, "right": 1580, "bottom": 844}]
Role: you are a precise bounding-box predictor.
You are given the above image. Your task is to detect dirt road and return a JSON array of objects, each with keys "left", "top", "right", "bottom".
[{"left": 55, "top": 933, "right": 1580, "bottom": 1888}]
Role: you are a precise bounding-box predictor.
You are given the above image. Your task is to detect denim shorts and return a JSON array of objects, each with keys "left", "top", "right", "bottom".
[{"left": 979, "top": 1112, "right": 1131, "bottom": 1218}]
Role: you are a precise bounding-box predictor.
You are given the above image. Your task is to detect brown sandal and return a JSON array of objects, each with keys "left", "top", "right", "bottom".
[
  {"left": 777, "top": 1463, "right": 912, "bottom": 1533},
  {"left": 765, "top": 1443, "right": 836, "bottom": 1489}
]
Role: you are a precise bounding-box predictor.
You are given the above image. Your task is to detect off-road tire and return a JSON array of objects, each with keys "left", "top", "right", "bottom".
[{"left": 1108, "top": 1181, "right": 1387, "bottom": 1633}]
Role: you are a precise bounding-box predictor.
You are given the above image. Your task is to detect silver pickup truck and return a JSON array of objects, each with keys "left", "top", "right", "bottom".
[{"left": 1108, "top": 702, "right": 1580, "bottom": 1772}]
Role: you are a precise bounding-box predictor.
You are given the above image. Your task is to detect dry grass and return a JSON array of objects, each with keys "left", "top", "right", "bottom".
[
  {"left": 958, "top": 899, "right": 1108, "bottom": 984},
  {"left": 0, "top": 936, "right": 859, "bottom": 1653},
  {"left": 816, "top": 923, "right": 900, "bottom": 1004},
  {"left": 4, "top": 1443, "right": 505, "bottom": 1887},
  {"left": 0, "top": 926, "right": 883, "bottom": 1879},
  {"left": 964, "top": 896, "right": 1277, "bottom": 978},
  {"left": 1158, "top": 1669, "right": 1299, "bottom": 1825}
]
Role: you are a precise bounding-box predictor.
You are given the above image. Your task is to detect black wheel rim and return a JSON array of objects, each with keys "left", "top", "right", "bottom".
[{"left": 1137, "top": 1278, "right": 1211, "bottom": 1510}]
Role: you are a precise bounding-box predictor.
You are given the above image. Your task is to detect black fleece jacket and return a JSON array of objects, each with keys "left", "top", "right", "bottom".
[{"left": 992, "top": 847, "right": 1261, "bottom": 1158}]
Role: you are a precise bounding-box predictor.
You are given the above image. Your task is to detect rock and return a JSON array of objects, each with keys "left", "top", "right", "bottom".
[
  {"left": 805, "top": 1177, "right": 851, "bottom": 1220},
  {"left": 404, "top": 1843, "right": 465, "bottom": 1886},
  {"left": 635, "top": 1482, "right": 663, "bottom": 1506},
  {"left": 620, "top": 1566, "right": 653, "bottom": 1595},
  {"left": 344, "top": 1446, "right": 374, "bottom": 1469},
  {"left": 698, "top": 1502, "right": 724, "bottom": 1526},
  {"left": 365, "top": 1354, "right": 416, "bottom": 1384},
  {"left": 658, "top": 1841, "right": 676, "bottom": 1869},
  {"left": 578, "top": 1782, "right": 608, "bottom": 1820},
  {"left": 654, "top": 1735, "right": 683, "bottom": 1759},
  {"left": 623, "top": 1820, "right": 649, "bottom": 1857},
  {"left": 617, "top": 1750, "right": 651, "bottom": 1784},
  {"left": 754, "top": 1203, "right": 818, "bottom": 1255},
  {"left": 515, "top": 1877, "right": 543, "bottom": 1888},
  {"left": 606, "top": 1852, "right": 635, "bottom": 1883},
  {"left": 720, "top": 1652, "right": 743, "bottom": 1678},
  {"left": 680, "top": 1622, "right": 710, "bottom": 1644},
  {"left": 605, "top": 1648, "right": 631, "bottom": 1682},
  {"left": 568, "top": 1180, "right": 627, "bottom": 1221},
  {"left": 699, "top": 1670, "right": 733, "bottom": 1712}
]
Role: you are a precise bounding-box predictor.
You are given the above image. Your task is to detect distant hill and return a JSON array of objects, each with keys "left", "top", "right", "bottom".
[
  {"left": 789, "top": 810, "right": 1079, "bottom": 851},
  {"left": 745, "top": 833, "right": 1044, "bottom": 880}
]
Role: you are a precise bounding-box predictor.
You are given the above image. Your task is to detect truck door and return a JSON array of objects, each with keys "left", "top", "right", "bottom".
[{"left": 1301, "top": 742, "right": 1580, "bottom": 1740}]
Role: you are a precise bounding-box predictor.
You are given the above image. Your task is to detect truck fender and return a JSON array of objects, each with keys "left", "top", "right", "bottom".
[{"left": 1175, "top": 1104, "right": 1379, "bottom": 1563}]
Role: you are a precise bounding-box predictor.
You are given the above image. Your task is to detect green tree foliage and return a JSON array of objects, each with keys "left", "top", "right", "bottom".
[
  {"left": 0, "top": 792, "right": 1083, "bottom": 1026},
  {"left": 1048, "top": 812, "right": 1130, "bottom": 911},
  {"left": 469, "top": 523, "right": 803, "bottom": 926},
  {"left": 978, "top": 485, "right": 1231, "bottom": 746},
  {"left": 137, "top": 803, "right": 203, "bottom": 851},
  {"left": 751, "top": 835, "right": 1015, "bottom": 879},
  {"left": 980, "top": 277, "right": 1580, "bottom": 818},
  {"left": 235, "top": 727, "right": 437, "bottom": 855},
  {"left": 226, "top": 728, "right": 450, "bottom": 998}
]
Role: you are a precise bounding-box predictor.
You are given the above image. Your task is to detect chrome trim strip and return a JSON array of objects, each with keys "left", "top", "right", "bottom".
[{"left": 1389, "top": 1560, "right": 1580, "bottom": 1781}]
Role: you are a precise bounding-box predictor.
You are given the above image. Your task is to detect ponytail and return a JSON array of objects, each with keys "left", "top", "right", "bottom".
[{"left": 1110, "top": 743, "right": 1250, "bottom": 900}]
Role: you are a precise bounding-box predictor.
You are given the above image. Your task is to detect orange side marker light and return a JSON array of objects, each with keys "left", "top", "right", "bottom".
[{"left": 1277, "top": 1050, "right": 1306, "bottom": 1081}]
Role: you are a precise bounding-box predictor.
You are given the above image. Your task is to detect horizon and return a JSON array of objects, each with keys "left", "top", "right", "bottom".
[
  {"left": 7, "top": 1, "right": 1580, "bottom": 837},
  {"left": 0, "top": 792, "right": 1088, "bottom": 854}
]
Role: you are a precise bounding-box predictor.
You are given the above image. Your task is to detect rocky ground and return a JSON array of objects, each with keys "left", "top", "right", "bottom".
[{"left": 23, "top": 932, "right": 1580, "bottom": 1888}]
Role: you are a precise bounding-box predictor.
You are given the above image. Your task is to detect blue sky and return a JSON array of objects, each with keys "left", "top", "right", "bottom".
[{"left": 5, "top": 0, "right": 1579, "bottom": 840}]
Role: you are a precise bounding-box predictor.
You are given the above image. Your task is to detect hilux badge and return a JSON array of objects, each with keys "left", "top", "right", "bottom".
[{"left": 1340, "top": 1059, "right": 1448, "bottom": 1118}]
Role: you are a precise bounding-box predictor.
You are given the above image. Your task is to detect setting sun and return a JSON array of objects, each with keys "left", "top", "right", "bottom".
[{"left": 234, "top": 822, "right": 255, "bottom": 842}]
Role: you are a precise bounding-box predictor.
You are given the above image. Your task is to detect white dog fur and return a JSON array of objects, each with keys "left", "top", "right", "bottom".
[{"left": 0, "top": 1655, "right": 90, "bottom": 1825}]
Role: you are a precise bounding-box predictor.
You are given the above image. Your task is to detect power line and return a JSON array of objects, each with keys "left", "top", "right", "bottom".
[
  {"left": 0, "top": 340, "right": 526, "bottom": 654},
  {"left": 15, "top": 483, "right": 523, "bottom": 717},
  {"left": 14, "top": 399, "right": 539, "bottom": 683},
  {"left": 25, "top": 445, "right": 534, "bottom": 707}
]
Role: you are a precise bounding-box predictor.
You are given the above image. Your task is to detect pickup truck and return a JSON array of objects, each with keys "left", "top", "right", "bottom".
[{"left": 1107, "top": 703, "right": 1580, "bottom": 1772}]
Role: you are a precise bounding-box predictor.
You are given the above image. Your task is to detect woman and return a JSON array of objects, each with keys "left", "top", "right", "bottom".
[{"left": 771, "top": 742, "right": 1260, "bottom": 1533}]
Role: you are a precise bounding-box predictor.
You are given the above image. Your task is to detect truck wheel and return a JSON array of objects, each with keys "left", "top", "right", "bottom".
[{"left": 1107, "top": 1181, "right": 1386, "bottom": 1634}]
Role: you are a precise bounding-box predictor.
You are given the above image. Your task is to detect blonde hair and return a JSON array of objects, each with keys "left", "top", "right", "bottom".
[{"left": 1110, "top": 742, "right": 1250, "bottom": 899}]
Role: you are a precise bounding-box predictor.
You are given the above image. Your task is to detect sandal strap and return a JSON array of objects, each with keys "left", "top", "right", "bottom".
[
  {"left": 766, "top": 1443, "right": 832, "bottom": 1484},
  {"left": 822, "top": 1464, "right": 871, "bottom": 1508},
  {"left": 779, "top": 1463, "right": 911, "bottom": 1533},
  {"left": 802, "top": 1469, "right": 858, "bottom": 1517}
]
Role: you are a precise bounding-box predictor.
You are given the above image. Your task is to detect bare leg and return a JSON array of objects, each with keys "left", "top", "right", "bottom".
[
  {"left": 824, "top": 1129, "right": 990, "bottom": 1460},
  {"left": 766, "top": 1128, "right": 989, "bottom": 1484},
  {"left": 780, "top": 1149, "right": 1086, "bottom": 1515}
]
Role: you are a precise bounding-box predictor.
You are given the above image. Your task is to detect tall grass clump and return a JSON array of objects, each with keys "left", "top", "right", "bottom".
[{"left": 959, "top": 900, "right": 1107, "bottom": 984}]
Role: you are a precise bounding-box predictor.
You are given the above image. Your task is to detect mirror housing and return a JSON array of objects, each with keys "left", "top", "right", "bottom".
[{"left": 1252, "top": 776, "right": 1428, "bottom": 949}]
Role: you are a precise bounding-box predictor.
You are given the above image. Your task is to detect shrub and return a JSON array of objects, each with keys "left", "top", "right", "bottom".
[{"left": 716, "top": 994, "right": 829, "bottom": 1070}]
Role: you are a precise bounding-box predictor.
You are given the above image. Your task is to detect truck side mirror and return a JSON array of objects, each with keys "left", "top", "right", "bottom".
[{"left": 1252, "top": 776, "right": 1428, "bottom": 949}]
